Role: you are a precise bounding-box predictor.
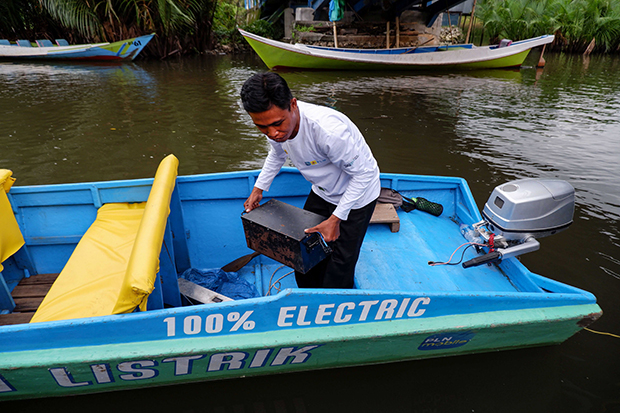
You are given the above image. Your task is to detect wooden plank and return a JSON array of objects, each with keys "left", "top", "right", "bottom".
[
  {"left": 17, "top": 273, "right": 59, "bottom": 285},
  {"left": 12, "top": 282, "right": 55, "bottom": 298},
  {"left": 1, "top": 274, "right": 58, "bottom": 325},
  {"left": 0, "top": 312, "right": 33, "bottom": 326},
  {"left": 370, "top": 203, "right": 400, "bottom": 232},
  {"left": 14, "top": 297, "right": 44, "bottom": 312}
]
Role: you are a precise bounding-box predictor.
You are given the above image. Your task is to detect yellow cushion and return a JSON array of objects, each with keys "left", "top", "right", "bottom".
[
  {"left": 114, "top": 154, "right": 179, "bottom": 313},
  {"left": 30, "top": 203, "right": 145, "bottom": 322},
  {"left": 0, "top": 170, "right": 24, "bottom": 273},
  {"left": 30, "top": 154, "right": 179, "bottom": 322}
]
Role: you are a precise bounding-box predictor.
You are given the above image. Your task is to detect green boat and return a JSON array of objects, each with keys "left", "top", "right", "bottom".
[{"left": 240, "top": 29, "right": 553, "bottom": 70}]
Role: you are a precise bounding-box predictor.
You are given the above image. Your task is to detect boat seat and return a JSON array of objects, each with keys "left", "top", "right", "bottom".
[
  {"left": 36, "top": 39, "right": 54, "bottom": 47},
  {"left": 55, "top": 39, "right": 69, "bottom": 47},
  {"left": 16, "top": 40, "right": 32, "bottom": 47},
  {"left": 370, "top": 203, "right": 400, "bottom": 232},
  {"left": 0, "top": 40, "right": 11, "bottom": 46},
  {"left": 0, "top": 171, "right": 26, "bottom": 313},
  {"left": 30, "top": 155, "right": 179, "bottom": 323}
]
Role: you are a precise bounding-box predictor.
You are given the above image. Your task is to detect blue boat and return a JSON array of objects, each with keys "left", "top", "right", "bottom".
[{"left": 0, "top": 155, "right": 601, "bottom": 400}]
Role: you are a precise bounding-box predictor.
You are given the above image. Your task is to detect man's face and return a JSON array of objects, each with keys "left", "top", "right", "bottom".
[{"left": 248, "top": 98, "right": 299, "bottom": 143}]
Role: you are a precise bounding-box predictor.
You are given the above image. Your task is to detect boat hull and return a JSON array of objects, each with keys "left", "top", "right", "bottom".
[
  {"left": 239, "top": 29, "right": 553, "bottom": 71},
  {"left": 0, "top": 35, "right": 154, "bottom": 61},
  {"left": 0, "top": 303, "right": 600, "bottom": 400}
]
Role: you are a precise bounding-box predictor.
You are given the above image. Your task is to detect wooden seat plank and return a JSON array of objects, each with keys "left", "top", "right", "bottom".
[
  {"left": 0, "top": 312, "right": 34, "bottom": 325},
  {"left": 370, "top": 203, "right": 400, "bottom": 232},
  {"left": 16, "top": 273, "right": 59, "bottom": 285},
  {"left": 14, "top": 297, "right": 44, "bottom": 312},
  {"left": 0, "top": 273, "right": 58, "bottom": 326}
]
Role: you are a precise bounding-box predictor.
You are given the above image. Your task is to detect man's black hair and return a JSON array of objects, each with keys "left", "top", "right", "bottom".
[{"left": 240, "top": 72, "right": 294, "bottom": 113}]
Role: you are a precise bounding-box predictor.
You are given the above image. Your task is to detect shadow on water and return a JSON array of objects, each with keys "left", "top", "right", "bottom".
[{"left": 1, "top": 52, "right": 620, "bottom": 412}]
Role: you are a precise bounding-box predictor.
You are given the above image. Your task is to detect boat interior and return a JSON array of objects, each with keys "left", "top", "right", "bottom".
[
  {"left": 0, "top": 155, "right": 578, "bottom": 327},
  {"left": 0, "top": 39, "right": 69, "bottom": 47},
  {"left": 304, "top": 43, "right": 475, "bottom": 54}
]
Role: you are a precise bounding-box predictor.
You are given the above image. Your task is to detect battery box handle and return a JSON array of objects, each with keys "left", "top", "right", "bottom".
[{"left": 304, "top": 232, "right": 333, "bottom": 255}]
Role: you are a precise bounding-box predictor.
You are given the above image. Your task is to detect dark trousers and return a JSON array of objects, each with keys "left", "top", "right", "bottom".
[{"left": 294, "top": 190, "right": 377, "bottom": 289}]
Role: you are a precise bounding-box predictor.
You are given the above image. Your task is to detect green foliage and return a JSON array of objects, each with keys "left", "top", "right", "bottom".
[
  {"left": 0, "top": 0, "right": 61, "bottom": 39},
  {"left": 40, "top": 0, "right": 102, "bottom": 38},
  {"left": 241, "top": 19, "right": 279, "bottom": 38},
  {"left": 38, "top": 0, "right": 202, "bottom": 40},
  {"left": 213, "top": 1, "right": 279, "bottom": 46},
  {"left": 294, "top": 24, "right": 315, "bottom": 32},
  {"left": 478, "top": 0, "right": 620, "bottom": 52}
]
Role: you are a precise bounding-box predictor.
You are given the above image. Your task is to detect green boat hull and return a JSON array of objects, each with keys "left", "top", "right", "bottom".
[
  {"left": 244, "top": 37, "right": 528, "bottom": 70},
  {"left": 0, "top": 304, "right": 600, "bottom": 400},
  {"left": 239, "top": 29, "right": 556, "bottom": 71}
]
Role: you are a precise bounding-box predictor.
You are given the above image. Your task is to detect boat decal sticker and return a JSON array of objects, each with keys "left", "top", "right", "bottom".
[
  {"left": 49, "top": 368, "right": 93, "bottom": 387},
  {"left": 1, "top": 345, "right": 322, "bottom": 395},
  {"left": 117, "top": 360, "right": 160, "bottom": 381},
  {"left": 163, "top": 310, "right": 256, "bottom": 337},
  {"left": 163, "top": 297, "right": 430, "bottom": 338},
  {"left": 418, "top": 331, "right": 476, "bottom": 351},
  {"left": 0, "top": 374, "right": 16, "bottom": 393},
  {"left": 91, "top": 364, "right": 115, "bottom": 384},
  {"left": 162, "top": 355, "right": 206, "bottom": 376},
  {"left": 277, "top": 297, "right": 431, "bottom": 328}
]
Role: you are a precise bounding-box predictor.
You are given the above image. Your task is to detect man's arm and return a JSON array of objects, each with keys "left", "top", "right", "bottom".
[
  {"left": 245, "top": 143, "right": 287, "bottom": 211},
  {"left": 244, "top": 187, "right": 263, "bottom": 212}
]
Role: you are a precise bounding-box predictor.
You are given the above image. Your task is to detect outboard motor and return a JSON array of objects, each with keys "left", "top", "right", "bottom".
[{"left": 462, "top": 178, "right": 575, "bottom": 268}]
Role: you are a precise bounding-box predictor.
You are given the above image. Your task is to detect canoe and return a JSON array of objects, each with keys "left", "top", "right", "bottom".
[
  {"left": 0, "top": 34, "right": 154, "bottom": 61},
  {"left": 239, "top": 29, "right": 554, "bottom": 70},
  {"left": 0, "top": 155, "right": 601, "bottom": 400}
]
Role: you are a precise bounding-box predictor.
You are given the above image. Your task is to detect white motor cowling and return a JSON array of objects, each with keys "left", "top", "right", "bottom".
[
  {"left": 463, "top": 179, "right": 575, "bottom": 268},
  {"left": 482, "top": 179, "right": 574, "bottom": 241}
]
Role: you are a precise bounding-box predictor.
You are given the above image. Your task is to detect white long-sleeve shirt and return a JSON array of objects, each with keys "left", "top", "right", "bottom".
[{"left": 254, "top": 101, "right": 380, "bottom": 220}]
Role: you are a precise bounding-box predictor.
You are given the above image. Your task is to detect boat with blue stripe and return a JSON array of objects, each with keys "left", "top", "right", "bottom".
[
  {"left": 0, "top": 155, "right": 601, "bottom": 400},
  {"left": 240, "top": 29, "right": 554, "bottom": 70}
]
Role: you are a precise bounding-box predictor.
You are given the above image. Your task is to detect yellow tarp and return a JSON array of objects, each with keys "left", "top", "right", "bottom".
[
  {"left": 0, "top": 169, "right": 24, "bottom": 273},
  {"left": 30, "top": 154, "right": 179, "bottom": 323}
]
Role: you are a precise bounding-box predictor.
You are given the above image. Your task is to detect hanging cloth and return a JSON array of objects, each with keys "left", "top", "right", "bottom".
[{"left": 329, "top": 0, "right": 345, "bottom": 21}]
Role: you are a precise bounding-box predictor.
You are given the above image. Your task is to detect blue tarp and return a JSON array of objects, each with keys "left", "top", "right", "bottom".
[{"left": 180, "top": 268, "right": 259, "bottom": 300}]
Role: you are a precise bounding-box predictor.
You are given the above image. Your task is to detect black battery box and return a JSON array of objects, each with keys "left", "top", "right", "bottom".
[{"left": 241, "top": 199, "right": 332, "bottom": 274}]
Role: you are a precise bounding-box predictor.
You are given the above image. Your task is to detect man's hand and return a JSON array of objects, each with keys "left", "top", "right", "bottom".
[
  {"left": 244, "top": 187, "right": 263, "bottom": 212},
  {"left": 305, "top": 214, "right": 341, "bottom": 242}
]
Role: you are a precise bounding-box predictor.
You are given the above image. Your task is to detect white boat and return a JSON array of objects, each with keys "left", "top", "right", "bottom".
[{"left": 0, "top": 35, "right": 153, "bottom": 61}]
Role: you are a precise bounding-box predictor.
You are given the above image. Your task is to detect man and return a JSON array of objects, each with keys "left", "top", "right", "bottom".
[{"left": 241, "top": 72, "right": 380, "bottom": 289}]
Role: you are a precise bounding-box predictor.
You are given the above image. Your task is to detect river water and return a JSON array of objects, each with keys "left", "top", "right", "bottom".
[{"left": 1, "top": 52, "right": 619, "bottom": 412}]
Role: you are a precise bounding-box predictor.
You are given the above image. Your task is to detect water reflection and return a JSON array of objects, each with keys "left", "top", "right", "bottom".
[
  {"left": 271, "top": 61, "right": 620, "bottom": 223},
  {"left": 1, "top": 53, "right": 620, "bottom": 411},
  {"left": 0, "top": 57, "right": 265, "bottom": 184}
]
